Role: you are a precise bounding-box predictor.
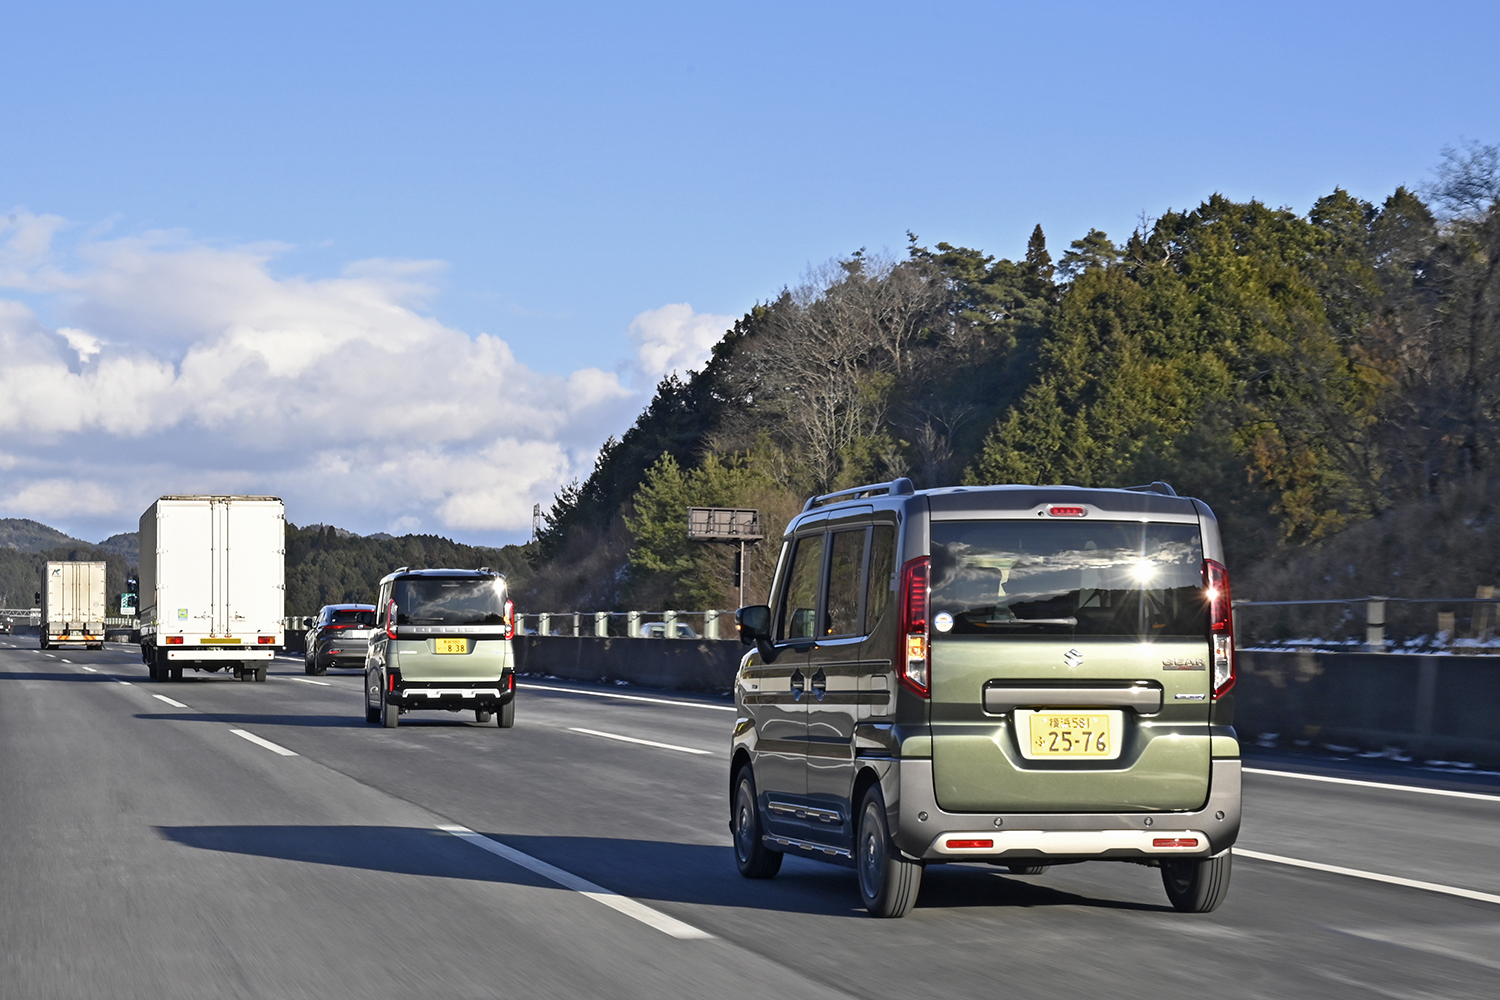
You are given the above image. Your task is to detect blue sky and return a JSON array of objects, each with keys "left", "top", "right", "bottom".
[{"left": 1, "top": 0, "right": 1497, "bottom": 546}]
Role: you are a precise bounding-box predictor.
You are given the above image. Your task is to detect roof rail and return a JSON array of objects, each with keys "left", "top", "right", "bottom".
[
  {"left": 1124, "top": 481, "right": 1178, "bottom": 497},
  {"left": 803, "top": 477, "right": 916, "bottom": 512}
]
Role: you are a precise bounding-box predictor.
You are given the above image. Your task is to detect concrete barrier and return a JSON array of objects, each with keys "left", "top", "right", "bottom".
[
  {"left": 1235, "top": 649, "right": 1500, "bottom": 766},
  {"left": 513, "top": 636, "right": 743, "bottom": 694}
]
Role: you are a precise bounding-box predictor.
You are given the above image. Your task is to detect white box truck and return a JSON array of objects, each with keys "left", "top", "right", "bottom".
[
  {"left": 138, "top": 495, "right": 286, "bottom": 683},
  {"left": 38, "top": 561, "right": 107, "bottom": 650}
]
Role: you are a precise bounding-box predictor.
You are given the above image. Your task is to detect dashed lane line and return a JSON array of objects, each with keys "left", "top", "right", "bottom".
[
  {"left": 438, "top": 824, "right": 712, "bottom": 939},
  {"left": 1237, "top": 848, "right": 1500, "bottom": 906},
  {"left": 1244, "top": 767, "right": 1500, "bottom": 803},
  {"left": 568, "top": 727, "right": 713, "bottom": 755},
  {"left": 115, "top": 680, "right": 132, "bottom": 687},
  {"left": 230, "top": 729, "right": 298, "bottom": 756},
  {"left": 291, "top": 677, "right": 332, "bottom": 686},
  {"left": 525, "top": 682, "right": 736, "bottom": 712},
  {"left": 81, "top": 666, "right": 98, "bottom": 673},
  {"left": 152, "top": 694, "right": 190, "bottom": 709},
  {"left": 60, "top": 659, "right": 71, "bottom": 663}
]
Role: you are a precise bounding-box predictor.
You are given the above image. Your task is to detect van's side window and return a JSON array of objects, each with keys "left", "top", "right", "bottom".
[
  {"left": 824, "top": 529, "right": 866, "bottom": 637},
  {"left": 779, "top": 534, "right": 824, "bottom": 641},
  {"left": 864, "top": 524, "right": 896, "bottom": 631}
]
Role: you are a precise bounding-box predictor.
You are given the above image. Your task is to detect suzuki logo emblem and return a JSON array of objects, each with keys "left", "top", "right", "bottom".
[{"left": 1063, "top": 648, "right": 1083, "bottom": 668}]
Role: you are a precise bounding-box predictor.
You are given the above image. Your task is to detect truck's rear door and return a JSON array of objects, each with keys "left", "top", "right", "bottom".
[{"left": 928, "top": 514, "right": 1213, "bottom": 813}]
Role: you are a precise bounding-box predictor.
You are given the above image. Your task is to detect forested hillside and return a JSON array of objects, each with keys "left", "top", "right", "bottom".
[{"left": 526, "top": 143, "right": 1500, "bottom": 617}]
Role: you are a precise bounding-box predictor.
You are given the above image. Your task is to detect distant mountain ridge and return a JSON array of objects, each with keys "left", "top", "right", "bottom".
[{"left": 0, "top": 519, "right": 93, "bottom": 553}]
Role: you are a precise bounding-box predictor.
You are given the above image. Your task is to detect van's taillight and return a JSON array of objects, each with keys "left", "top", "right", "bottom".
[
  {"left": 386, "top": 599, "right": 398, "bottom": 641},
  {"left": 898, "top": 556, "right": 930, "bottom": 698},
  {"left": 503, "top": 599, "right": 515, "bottom": 640},
  {"left": 1205, "top": 559, "right": 1235, "bottom": 699},
  {"left": 1048, "top": 505, "right": 1087, "bottom": 517}
]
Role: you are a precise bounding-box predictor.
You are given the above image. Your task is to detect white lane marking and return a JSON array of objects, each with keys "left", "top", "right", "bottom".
[
  {"left": 229, "top": 729, "right": 298, "bottom": 756},
  {"left": 45, "top": 653, "right": 56, "bottom": 658},
  {"left": 153, "top": 694, "right": 189, "bottom": 708},
  {"left": 1236, "top": 849, "right": 1500, "bottom": 906},
  {"left": 81, "top": 666, "right": 98, "bottom": 673},
  {"left": 291, "top": 677, "right": 332, "bottom": 686},
  {"left": 116, "top": 680, "right": 133, "bottom": 686},
  {"left": 525, "top": 682, "right": 736, "bottom": 712},
  {"left": 568, "top": 727, "right": 713, "bottom": 755},
  {"left": 438, "top": 824, "right": 712, "bottom": 939},
  {"left": 61, "top": 658, "right": 71, "bottom": 663},
  {"left": 1245, "top": 767, "right": 1500, "bottom": 803}
]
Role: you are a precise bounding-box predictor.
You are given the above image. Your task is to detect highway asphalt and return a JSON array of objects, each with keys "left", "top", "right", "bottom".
[{"left": 3, "top": 639, "right": 1498, "bottom": 999}]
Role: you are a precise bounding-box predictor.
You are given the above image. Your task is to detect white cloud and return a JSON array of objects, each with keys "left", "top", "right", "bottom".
[
  {"left": 628, "top": 303, "right": 734, "bottom": 383},
  {"left": 1, "top": 478, "right": 119, "bottom": 518},
  {"left": 0, "top": 213, "right": 745, "bottom": 542}
]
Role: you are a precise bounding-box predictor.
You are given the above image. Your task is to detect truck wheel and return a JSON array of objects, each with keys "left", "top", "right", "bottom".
[
  {"left": 497, "top": 698, "right": 515, "bottom": 729},
  {"left": 475, "top": 708, "right": 493, "bottom": 724},
  {"left": 381, "top": 689, "right": 400, "bottom": 728},
  {"left": 731, "top": 768, "right": 782, "bottom": 879},
  {"left": 1161, "top": 851, "right": 1232, "bottom": 913},
  {"left": 170, "top": 666, "right": 182, "bottom": 682},
  {"left": 254, "top": 666, "right": 267, "bottom": 683},
  {"left": 856, "top": 785, "right": 922, "bottom": 918},
  {"left": 147, "top": 657, "right": 159, "bottom": 682}
]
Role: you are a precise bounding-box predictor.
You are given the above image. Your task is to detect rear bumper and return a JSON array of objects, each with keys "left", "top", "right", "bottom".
[
  {"left": 893, "top": 757, "right": 1241, "bottom": 862},
  {"left": 391, "top": 677, "right": 514, "bottom": 711},
  {"left": 166, "top": 648, "right": 276, "bottom": 661}
]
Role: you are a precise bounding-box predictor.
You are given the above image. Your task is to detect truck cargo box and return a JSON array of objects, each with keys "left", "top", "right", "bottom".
[{"left": 39, "top": 561, "right": 107, "bottom": 649}]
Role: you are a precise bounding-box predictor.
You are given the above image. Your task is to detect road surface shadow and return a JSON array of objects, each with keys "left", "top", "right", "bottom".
[
  {"left": 0, "top": 670, "right": 123, "bottom": 682},
  {"left": 156, "top": 825, "right": 1163, "bottom": 916}
]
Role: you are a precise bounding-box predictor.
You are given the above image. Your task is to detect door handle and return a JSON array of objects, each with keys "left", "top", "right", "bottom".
[
  {"left": 790, "top": 669, "right": 805, "bottom": 700},
  {"left": 811, "top": 668, "right": 827, "bottom": 700}
]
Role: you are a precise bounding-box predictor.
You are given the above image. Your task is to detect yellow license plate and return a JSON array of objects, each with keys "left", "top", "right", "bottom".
[
  {"left": 434, "top": 638, "right": 468, "bottom": 654},
  {"left": 1026, "top": 711, "right": 1115, "bottom": 758}
]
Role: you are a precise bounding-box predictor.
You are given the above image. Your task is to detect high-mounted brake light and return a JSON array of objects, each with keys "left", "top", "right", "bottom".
[
  {"left": 898, "top": 556, "right": 931, "bottom": 698},
  {"left": 386, "top": 599, "right": 399, "bottom": 641},
  {"left": 503, "top": 599, "right": 515, "bottom": 640},
  {"left": 1048, "top": 505, "right": 1087, "bottom": 517},
  {"left": 1204, "top": 559, "right": 1235, "bottom": 699}
]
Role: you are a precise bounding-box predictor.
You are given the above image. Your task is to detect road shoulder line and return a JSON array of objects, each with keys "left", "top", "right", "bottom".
[
  {"left": 525, "top": 682, "right": 736, "bottom": 712},
  {"left": 568, "top": 727, "right": 713, "bottom": 755},
  {"left": 1244, "top": 766, "right": 1500, "bottom": 802},
  {"left": 1236, "top": 848, "right": 1500, "bottom": 905},
  {"left": 437, "top": 824, "right": 712, "bottom": 939}
]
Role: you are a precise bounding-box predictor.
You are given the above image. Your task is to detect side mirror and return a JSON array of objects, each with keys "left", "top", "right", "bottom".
[{"left": 736, "top": 605, "right": 771, "bottom": 646}]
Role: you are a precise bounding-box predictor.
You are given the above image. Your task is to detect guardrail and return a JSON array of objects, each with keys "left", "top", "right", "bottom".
[
  {"left": 518, "top": 611, "right": 737, "bottom": 640},
  {"left": 1234, "top": 593, "right": 1500, "bottom": 653}
]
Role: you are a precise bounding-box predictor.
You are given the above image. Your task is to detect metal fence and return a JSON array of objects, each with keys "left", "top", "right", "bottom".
[
  {"left": 1234, "top": 593, "right": 1500, "bottom": 653},
  {"left": 518, "top": 611, "right": 738, "bottom": 640}
]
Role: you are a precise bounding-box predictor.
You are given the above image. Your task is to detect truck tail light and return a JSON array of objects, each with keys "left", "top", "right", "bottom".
[
  {"left": 898, "top": 556, "right": 930, "bottom": 698},
  {"left": 257, "top": 636, "right": 273, "bottom": 644},
  {"left": 386, "top": 599, "right": 398, "bottom": 641},
  {"left": 503, "top": 599, "right": 515, "bottom": 640},
  {"left": 165, "top": 635, "right": 184, "bottom": 645},
  {"left": 1205, "top": 559, "right": 1235, "bottom": 699}
]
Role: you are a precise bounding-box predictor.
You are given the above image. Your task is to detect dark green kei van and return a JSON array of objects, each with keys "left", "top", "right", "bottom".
[{"left": 731, "top": 480, "right": 1240, "bottom": 917}]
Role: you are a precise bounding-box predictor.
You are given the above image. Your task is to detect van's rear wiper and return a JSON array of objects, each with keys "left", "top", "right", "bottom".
[{"left": 981, "top": 617, "right": 1077, "bottom": 626}]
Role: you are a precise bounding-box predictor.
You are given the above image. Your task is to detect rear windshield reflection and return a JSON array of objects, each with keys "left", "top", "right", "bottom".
[
  {"left": 393, "top": 578, "right": 508, "bottom": 626},
  {"left": 930, "top": 521, "right": 1204, "bottom": 639}
]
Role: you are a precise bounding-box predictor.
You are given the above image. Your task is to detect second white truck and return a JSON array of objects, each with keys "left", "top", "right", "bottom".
[
  {"left": 138, "top": 495, "right": 287, "bottom": 683},
  {"left": 39, "top": 560, "right": 108, "bottom": 650}
]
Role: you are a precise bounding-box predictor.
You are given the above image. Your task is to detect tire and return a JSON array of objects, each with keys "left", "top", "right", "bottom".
[
  {"left": 170, "top": 666, "right": 182, "bottom": 682},
  {"left": 147, "top": 657, "right": 159, "bottom": 682},
  {"left": 1006, "top": 864, "right": 1051, "bottom": 875},
  {"left": 475, "top": 708, "right": 493, "bottom": 724},
  {"left": 1161, "top": 851, "right": 1232, "bottom": 913},
  {"left": 313, "top": 663, "right": 326, "bottom": 676},
  {"left": 731, "top": 768, "right": 782, "bottom": 879},
  {"left": 856, "top": 786, "right": 922, "bottom": 918},
  {"left": 381, "top": 687, "right": 400, "bottom": 728},
  {"left": 254, "top": 666, "right": 267, "bottom": 683},
  {"left": 497, "top": 698, "right": 515, "bottom": 729},
  {"left": 304, "top": 660, "right": 313, "bottom": 675},
  {"left": 364, "top": 675, "right": 381, "bottom": 724}
]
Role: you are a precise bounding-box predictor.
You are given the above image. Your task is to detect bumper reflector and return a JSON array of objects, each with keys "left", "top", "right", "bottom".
[
  {"left": 946, "top": 838, "right": 994, "bottom": 850},
  {"left": 1153, "top": 837, "right": 1201, "bottom": 849}
]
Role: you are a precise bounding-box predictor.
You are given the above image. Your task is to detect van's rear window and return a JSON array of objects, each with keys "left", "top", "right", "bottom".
[
  {"left": 393, "top": 578, "right": 508, "bottom": 626},
  {"left": 930, "top": 521, "right": 1204, "bottom": 638}
]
